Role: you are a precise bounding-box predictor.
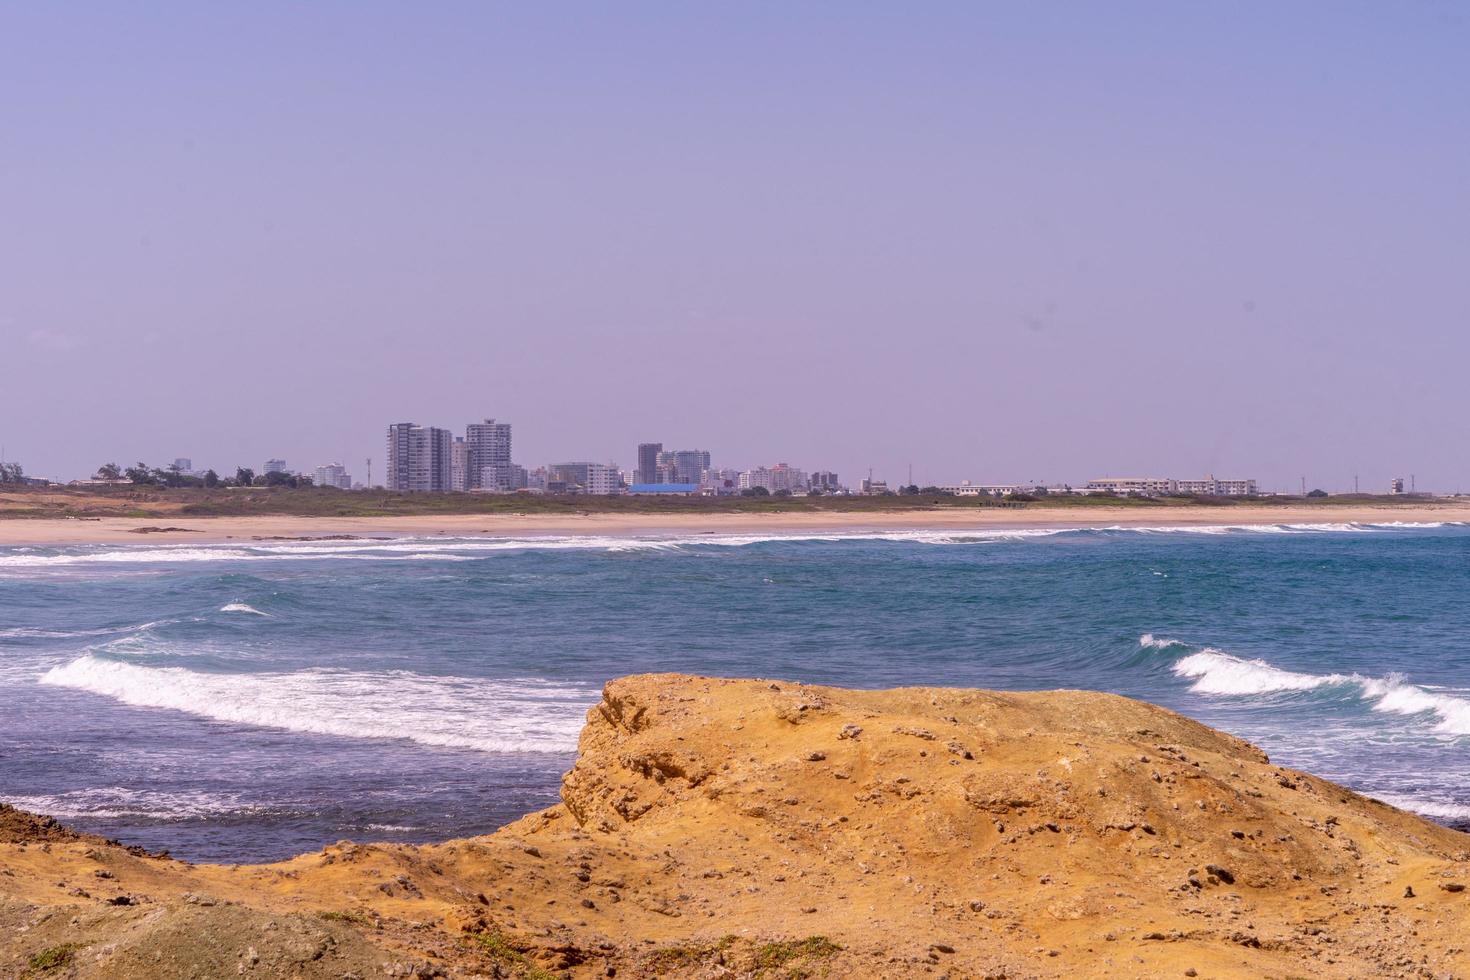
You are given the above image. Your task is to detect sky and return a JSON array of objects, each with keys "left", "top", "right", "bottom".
[{"left": 2, "top": 3, "right": 1467, "bottom": 491}]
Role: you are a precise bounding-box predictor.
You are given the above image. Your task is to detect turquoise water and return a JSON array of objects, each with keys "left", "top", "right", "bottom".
[{"left": 2, "top": 521, "right": 1468, "bottom": 861}]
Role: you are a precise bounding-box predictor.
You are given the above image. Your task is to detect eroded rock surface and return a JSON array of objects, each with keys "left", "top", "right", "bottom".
[{"left": 4, "top": 674, "right": 1468, "bottom": 978}]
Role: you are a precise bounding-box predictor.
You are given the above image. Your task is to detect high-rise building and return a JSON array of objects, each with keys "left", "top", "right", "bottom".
[
  {"left": 264, "top": 459, "right": 287, "bottom": 475},
  {"left": 172, "top": 457, "right": 193, "bottom": 474},
  {"left": 385, "top": 423, "right": 453, "bottom": 492},
  {"left": 465, "top": 419, "right": 512, "bottom": 490},
  {"left": 479, "top": 463, "right": 528, "bottom": 492},
  {"left": 636, "top": 443, "right": 662, "bottom": 485},
  {"left": 547, "top": 462, "right": 620, "bottom": 495},
  {"left": 701, "top": 467, "right": 740, "bottom": 494},
  {"left": 450, "top": 437, "right": 469, "bottom": 492},
  {"left": 657, "top": 449, "right": 711, "bottom": 485},
  {"left": 314, "top": 463, "right": 352, "bottom": 489},
  {"left": 738, "top": 463, "right": 809, "bottom": 494},
  {"left": 810, "top": 471, "right": 841, "bottom": 492}
]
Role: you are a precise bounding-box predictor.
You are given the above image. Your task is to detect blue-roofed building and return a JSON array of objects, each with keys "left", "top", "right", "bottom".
[{"left": 628, "top": 483, "right": 701, "bottom": 495}]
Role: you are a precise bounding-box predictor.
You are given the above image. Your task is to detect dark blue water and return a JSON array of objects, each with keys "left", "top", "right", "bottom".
[{"left": 3, "top": 521, "right": 1468, "bottom": 862}]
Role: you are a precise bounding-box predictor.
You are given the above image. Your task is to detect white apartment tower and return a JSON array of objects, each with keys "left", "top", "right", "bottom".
[
  {"left": 314, "top": 463, "right": 352, "bottom": 489},
  {"left": 657, "top": 449, "right": 712, "bottom": 485},
  {"left": 386, "top": 422, "right": 453, "bottom": 492},
  {"left": 450, "top": 437, "right": 469, "bottom": 492},
  {"left": 465, "top": 419, "right": 512, "bottom": 490}
]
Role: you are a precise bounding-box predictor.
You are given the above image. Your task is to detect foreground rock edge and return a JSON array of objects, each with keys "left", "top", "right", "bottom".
[{"left": 2, "top": 673, "right": 1468, "bottom": 979}]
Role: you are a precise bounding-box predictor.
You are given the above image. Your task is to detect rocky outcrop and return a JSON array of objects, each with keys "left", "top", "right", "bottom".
[{"left": 3, "top": 674, "right": 1469, "bottom": 978}]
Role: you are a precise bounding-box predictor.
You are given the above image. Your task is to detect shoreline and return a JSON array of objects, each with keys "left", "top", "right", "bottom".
[{"left": 0, "top": 502, "right": 1467, "bottom": 546}]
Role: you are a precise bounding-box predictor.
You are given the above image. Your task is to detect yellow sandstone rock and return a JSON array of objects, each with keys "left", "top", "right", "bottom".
[{"left": 3, "top": 674, "right": 1467, "bottom": 977}]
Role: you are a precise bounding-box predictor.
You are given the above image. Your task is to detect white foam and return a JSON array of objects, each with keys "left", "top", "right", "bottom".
[
  {"left": 1167, "top": 642, "right": 1470, "bottom": 736},
  {"left": 219, "top": 603, "right": 268, "bottom": 616},
  {"left": 0, "top": 622, "right": 162, "bottom": 639},
  {"left": 0, "top": 519, "right": 1459, "bottom": 570},
  {"left": 1360, "top": 677, "right": 1470, "bottom": 735},
  {"left": 5, "top": 786, "right": 264, "bottom": 821},
  {"left": 1112, "top": 522, "right": 1367, "bottom": 535},
  {"left": 1139, "top": 633, "right": 1182, "bottom": 650},
  {"left": 40, "top": 655, "right": 596, "bottom": 753},
  {"left": 1370, "top": 793, "right": 1470, "bottom": 822},
  {"left": 1172, "top": 650, "right": 1348, "bottom": 694},
  {"left": 1365, "top": 521, "right": 1452, "bottom": 529}
]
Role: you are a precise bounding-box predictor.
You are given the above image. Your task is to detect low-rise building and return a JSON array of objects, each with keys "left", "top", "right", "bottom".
[
  {"left": 1087, "top": 475, "right": 1257, "bottom": 496},
  {"left": 1086, "top": 477, "right": 1176, "bottom": 495},
  {"left": 628, "top": 483, "right": 701, "bottom": 495},
  {"left": 936, "top": 481, "right": 1023, "bottom": 496}
]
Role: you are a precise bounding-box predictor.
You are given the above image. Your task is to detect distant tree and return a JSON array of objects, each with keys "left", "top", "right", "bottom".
[
  {"left": 125, "top": 462, "right": 156, "bottom": 485},
  {"left": 235, "top": 467, "right": 255, "bottom": 487},
  {"left": 1307, "top": 488, "right": 1328, "bottom": 498},
  {"left": 261, "top": 470, "right": 298, "bottom": 487},
  {"left": 203, "top": 469, "right": 219, "bottom": 488},
  {"left": 901, "top": 484, "right": 920, "bottom": 495},
  {"left": 152, "top": 465, "right": 185, "bottom": 488},
  {"left": 807, "top": 488, "right": 824, "bottom": 497},
  {"left": 740, "top": 486, "right": 770, "bottom": 497},
  {"left": 919, "top": 485, "right": 943, "bottom": 495},
  {"left": 1005, "top": 492, "right": 1040, "bottom": 502},
  {"left": 96, "top": 462, "right": 122, "bottom": 480},
  {"left": 0, "top": 461, "right": 24, "bottom": 484}
]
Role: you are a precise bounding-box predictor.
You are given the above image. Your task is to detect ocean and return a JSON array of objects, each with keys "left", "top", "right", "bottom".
[{"left": 2, "top": 521, "right": 1467, "bottom": 863}]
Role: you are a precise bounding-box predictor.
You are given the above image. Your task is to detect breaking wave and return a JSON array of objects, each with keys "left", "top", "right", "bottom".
[
  {"left": 39, "top": 655, "right": 596, "bottom": 753},
  {"left": 1151, "top": 636, "right": 1470, "bottom": 736},
  {"left": 5, "top": 787, "right": 273, "bottom": 821},
  {"left": 1369, "top": 793, "right": 1470, "bottom": 823},
  {"left": 0, "top": 520, "right": 1462, "bottom": 570},
  {"left": 219, "top": 603, "right": 268, "bottom": 616}
]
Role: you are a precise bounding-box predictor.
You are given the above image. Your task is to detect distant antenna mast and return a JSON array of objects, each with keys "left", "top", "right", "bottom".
[
  {"left": 1411, "top": 474, "right": 1416, "bottom": 493},
  {"left": 1354, "top": 474, "right": 1359, "bottom": 494},
  {"left": 1300, "top": 476, "right": 1306, "bottom": 496},
  {"left": 366, "top": 457, "right": 372, "bottom": 488}
]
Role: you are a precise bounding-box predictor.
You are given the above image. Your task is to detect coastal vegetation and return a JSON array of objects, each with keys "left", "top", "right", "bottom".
[
  {"left": 22, "top": 944, "right": 80, "bottom": 977},
  {"left": 0, "top": 482, "right": 1443, "bottom": 521}
]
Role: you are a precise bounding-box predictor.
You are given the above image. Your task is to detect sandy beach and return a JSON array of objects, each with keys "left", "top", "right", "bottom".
[{"left": 1, "top": 502, "right": 1467, "bottom": 546}]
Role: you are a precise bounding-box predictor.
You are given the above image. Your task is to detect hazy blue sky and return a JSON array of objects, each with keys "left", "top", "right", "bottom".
[{"left": 3, "top": 3, "right": 1467, "bottom": 490}]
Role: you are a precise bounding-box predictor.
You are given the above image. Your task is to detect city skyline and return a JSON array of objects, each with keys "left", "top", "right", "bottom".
[
  {"left": 5, "top": 5, "right": 1468, "bottom": 490},
  {"left": 0, "top": 419, "right": 1429, "bottom": 496}
]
